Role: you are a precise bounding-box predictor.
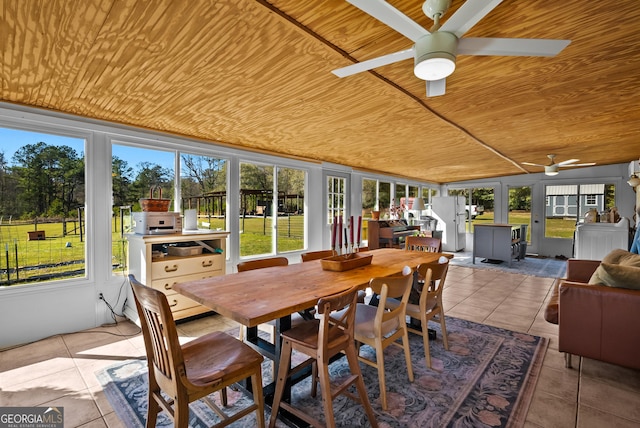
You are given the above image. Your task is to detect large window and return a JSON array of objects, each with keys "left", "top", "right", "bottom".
[
  {"left": 180, "top": 153, "right": 227, "bottom": 230},
  {"left": 0, "top": 127, "right": 86, "bottom": 286},
  {"left": 111, "top": 144, "right": 176, "bottom": 272},
  {"left": 544, "top": 183, "right": 615, "bottom": 238},
  {"left": 276, "top": 166, "right": 305, "bottom": 253},
  {"left": 240, "top": 162, "right": 305, "bottom": 257}
]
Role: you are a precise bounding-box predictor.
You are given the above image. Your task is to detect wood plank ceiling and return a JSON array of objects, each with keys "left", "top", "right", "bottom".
[{"left": 1, "top": 0, "right": 639, "bottom": 183}]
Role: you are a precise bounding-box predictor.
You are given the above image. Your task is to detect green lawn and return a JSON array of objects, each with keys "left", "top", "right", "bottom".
[{"left": 2, "top": 211, "right": 576, "bottom": 285}]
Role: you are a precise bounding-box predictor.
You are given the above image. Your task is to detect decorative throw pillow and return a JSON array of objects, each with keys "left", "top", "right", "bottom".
[
  {"left": 588, "top": 249, "right": 640, "bottom": 289},
  {"left": 601, "top": 248, "right": 640, "bottom": 267}
]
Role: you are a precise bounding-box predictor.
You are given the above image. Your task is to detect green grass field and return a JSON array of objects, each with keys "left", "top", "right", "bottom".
[{"left": 1, "top": 212, "right": 576, "bottom": 285}]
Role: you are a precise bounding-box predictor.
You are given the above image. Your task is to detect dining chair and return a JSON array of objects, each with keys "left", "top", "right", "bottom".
[
  {"left": 300, "top": 249, "right": 335, "bottom": 262},
  {"left": 353, "top": 266, "right": 414, "bottom": 410},
  {"left": 268, "top": 286, "right": 378, "bottom": 428},
  {"left": 387, "top": 258, "right": 450, "bottom": 369},
  {"left": 404, "top": 235, "right": 442, "bottom": 253},
  {"left": 236, "top": 256, "right": 291, "bottom": 342},
  {"left": 128, "top": 275, "right": 266, "bottom": 428}
]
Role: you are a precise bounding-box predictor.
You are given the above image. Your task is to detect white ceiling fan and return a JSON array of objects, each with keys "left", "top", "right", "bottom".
[
  {"left": 332, "top": 0, "right": 571, "bottom": 97},
  {"left": 522, "top": 154, "right": 596, "bottom": 176}
]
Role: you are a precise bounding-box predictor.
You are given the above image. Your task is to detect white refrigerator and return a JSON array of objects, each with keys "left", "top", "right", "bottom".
[{"left": 431, "top": 196, "right": 466, "bottom": 252}]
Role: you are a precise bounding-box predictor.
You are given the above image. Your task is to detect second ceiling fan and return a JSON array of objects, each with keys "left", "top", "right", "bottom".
[
  {"left": 332, "top": 0, "right": 571, "bottom": 97},
  {"left": 522, "top": 154, "right": 596, "bottom": 176}
]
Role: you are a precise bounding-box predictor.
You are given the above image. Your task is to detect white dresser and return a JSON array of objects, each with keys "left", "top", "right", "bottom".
[
  {"left": 125, "top": 231, "right": 229, "bottom": 322},
  {"left": 574, "top": 219, "right": 629, "bottom": 260}
]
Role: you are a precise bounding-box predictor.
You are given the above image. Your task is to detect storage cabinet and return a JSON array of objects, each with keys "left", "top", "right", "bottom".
[
  {"left": 574, "top": 220, "right": 629, "bottom": 260},
  {"left": 472, "top": 224, "right": 514, "bottom": 267},
  {"left": 125, "top": 231, "right": 229, "bottom": 322}
]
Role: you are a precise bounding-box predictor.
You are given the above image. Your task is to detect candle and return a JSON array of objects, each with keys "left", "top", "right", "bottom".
[
  {"left": 338, "top": 216, "right": 342, "bottom": 248},
  {"left": 357, "top": 215, "right": 362, "bottom": 244},
  {"left": 344, "top": 228, "right": 348, "bottom": 250},
  {"left": 350, "top": 215, "right": 354, "bottom": 245},
  {"left": 331, "top": 218, "right": 336, "bottom": 250}
]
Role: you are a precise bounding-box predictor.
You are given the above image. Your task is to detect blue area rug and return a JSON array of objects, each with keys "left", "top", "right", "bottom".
[
  {"left": 96, "top": 317, "right": 547, "bottom": 428},
  {"left": 449, "top": 250, "right": 567, "bottom": 278}
]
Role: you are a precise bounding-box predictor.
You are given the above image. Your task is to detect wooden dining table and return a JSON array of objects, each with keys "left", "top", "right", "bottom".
[{"left": 173, "top": 248, "right": 452, "bottom": 404}]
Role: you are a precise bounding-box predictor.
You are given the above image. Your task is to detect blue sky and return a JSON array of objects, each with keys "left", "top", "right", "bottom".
[{"left": 0, "top": 126, "right": 174, "bottom": 171}]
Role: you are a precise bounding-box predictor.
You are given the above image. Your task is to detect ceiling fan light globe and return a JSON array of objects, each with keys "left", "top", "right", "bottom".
[
  {"left": 415, "top": 57, "right": 456, "bottom": 80},
  {"left": 414, "top": 32, "right": 458, "bottom": 81},
  {"left": 545, "top": 165, "right": 559, "bottom": 176}
]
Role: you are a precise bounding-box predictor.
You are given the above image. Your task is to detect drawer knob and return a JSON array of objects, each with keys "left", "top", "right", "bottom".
[
  {"left": 202, "top": 260, "right": 213, "bottom": 268},
  {"left": 164, "top": 283, "right": 174, "bottom": 290},
  {"left": 169, "top": 299, "right": 178, "bottom": 307},
  {"left": 164, "top": 264, "right": 178, "bottom": 273}
]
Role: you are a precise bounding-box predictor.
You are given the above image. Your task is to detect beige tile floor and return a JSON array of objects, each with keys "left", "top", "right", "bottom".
[{"left": 1, "top": 265, "right": 639, "bottom": 427}]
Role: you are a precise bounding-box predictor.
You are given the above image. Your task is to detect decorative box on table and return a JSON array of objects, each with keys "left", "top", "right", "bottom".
[{"left": 320, "top": 253, "right": 373, "bottom": 272}]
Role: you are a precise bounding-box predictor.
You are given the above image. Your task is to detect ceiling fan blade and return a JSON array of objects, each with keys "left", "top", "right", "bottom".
[
  {"left": 426, "top": 79, "right": 446, "bottom": 97},
  {"left": 522, "top": 162, "right": 545, "bottom": 167},
  {"left": 440, "top": 0, "right": 504, "bottom": 38},
  {"left": 557, "top": 158, "right": 579, "bottom": 166},
  {"left": 560, "top": 162, "right": 597, "bottom": 167},
  {"left": 347, "top": 0, "right": 429, "bottom": 42},
  {"left": 332, "top": 48, "right": 414, "bottom": 77},
  {"left": 458, "top": 38, "right": 571, "bottom": 56}
]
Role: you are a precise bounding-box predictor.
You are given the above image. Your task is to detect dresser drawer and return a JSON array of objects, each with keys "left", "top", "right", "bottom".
[
  {"left": 151, "top": 271, "right": 222, "bottom": 296},
  {"left": 161, "top": 293, "right": 203, "bottom": 313},
  {"left": 151, "top": 254, "right": 223, "bottom": 279}
]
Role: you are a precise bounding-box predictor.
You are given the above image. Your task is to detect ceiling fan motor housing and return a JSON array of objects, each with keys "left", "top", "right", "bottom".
[
  {"left": 414, "top": 31, "right": 458, "bottom": 81},
  {"left": 422, "top": 0, "right": 452, "bottom": 20}
]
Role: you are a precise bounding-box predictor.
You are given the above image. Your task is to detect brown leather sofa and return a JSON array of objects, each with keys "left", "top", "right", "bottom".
[{"left": 545, "top": 258, "right": 640, "bottom": 370}]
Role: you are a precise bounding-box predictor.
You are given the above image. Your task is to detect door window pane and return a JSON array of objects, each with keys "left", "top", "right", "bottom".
[
  {"left": 327, "top": 175, "right": 346, "bottom": 224},
  {"left": 508, "top": 186, "right": 532, "bottom": 242},
  {"left": 1, "top": 127, "right": 86, "bottom": 285}
]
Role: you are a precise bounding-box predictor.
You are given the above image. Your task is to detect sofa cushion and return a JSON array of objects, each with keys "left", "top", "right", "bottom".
[{"left": 588, "top": 249, "right": 640, "bottom": 290}]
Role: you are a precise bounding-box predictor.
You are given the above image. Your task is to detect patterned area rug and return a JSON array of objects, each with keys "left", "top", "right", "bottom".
[
  {"left": 96, "top": 317, "right": 547, "bottom": 428},
  {"left": 449, "top": 250, "right": 567, "bottom": 278}
]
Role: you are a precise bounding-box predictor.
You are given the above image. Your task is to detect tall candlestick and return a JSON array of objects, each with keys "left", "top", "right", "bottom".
[
  {"left": 357, "top": 215, "right": 362, "bottom": 245},
  {"left": 338, "top": 216, "right": 342, "bottom": 249},
  {"left": 349, "top": 215, "right": 354, "bottom": 246},
  {"left": 344, "top": 228, "right": 348, "bottom": 252},
  {"left": 331, "top": 218, "right": 336, "bottom": 251}
]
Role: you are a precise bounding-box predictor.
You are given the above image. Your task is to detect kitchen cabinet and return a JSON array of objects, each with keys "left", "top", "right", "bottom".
[{"left": 124, "top": 231, "right": 229, "bottom": 322}]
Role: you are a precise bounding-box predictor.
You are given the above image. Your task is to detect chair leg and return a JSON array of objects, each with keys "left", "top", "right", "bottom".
[
  {"left": 421, "top": 314, "right": 432, "bottom": 369},
  {"left": 344, "top": 344, "right": 378, "bottom": 428},
  {"left": 268, "top": 339, "right": 292, "bottom": 428},
  {"left": 311, "top": 361, "right": 318, "bottom": 398},
  {"left": 173, "top": 392, "right": 190, "bottom": 428},
  {"left": 439, "top": 313, "right": 449, "bottom": 350},
  {"left": 145, "top": 390, "right": 160, "bottom": 428},
  {"left": 250, "top": 369, "right": 266, "bottom": 428},
  {"left": 317, "top": 356, "right": 337, "bottom": 428},
  {"left": 374, "top": 339, "right": 388, "bottom": 410},
  {"left": 220, "top": 387, "right": 228, "bottom": 406},
  {"left": 401, "top": 328, "right": 414, "bottom": 382}
]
